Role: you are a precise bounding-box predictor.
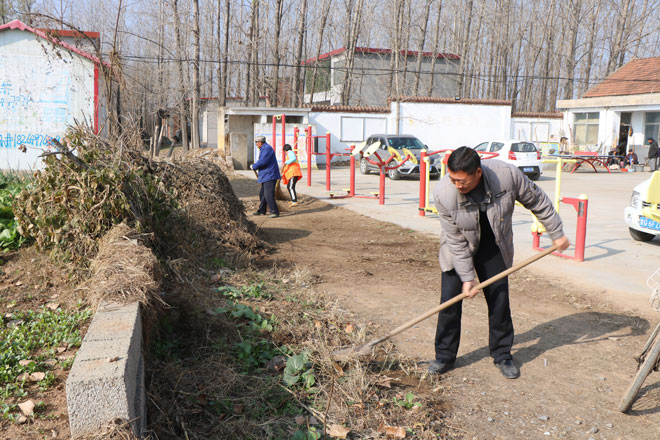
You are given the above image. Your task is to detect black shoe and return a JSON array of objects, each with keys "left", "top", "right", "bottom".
[
  {"left": 427, "top": 360, "right": 454, "bottom": 375},
  {"left": 270, "top": 213, "right": 280, "bottom": 218},
  {"left": 495, "top": 359, "right": 520, "bottom": 379},
  {"left": 253, "top": 211, "right": 265, "bottom": 216}
]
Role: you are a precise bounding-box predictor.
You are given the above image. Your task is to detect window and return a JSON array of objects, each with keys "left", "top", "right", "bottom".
[
  {"left": 644, "top": 112, "right": 660, "bottom": 141},
  {"left": 491, "top": 142, "right": 505, "bottom": 152},
  {"left": 511, "top": 142, "right": 537, "bottom": 153},
  {"left": 573, "top": 112, "right": 599, "bottom": 146},
  {"left": 474, "top": 142, "right": 489, "bottom": 152}
]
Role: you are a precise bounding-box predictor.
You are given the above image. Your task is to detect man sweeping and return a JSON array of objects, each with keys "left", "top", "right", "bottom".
[{"left": 431, "top": 147, "right": 570, "bottom": 379}]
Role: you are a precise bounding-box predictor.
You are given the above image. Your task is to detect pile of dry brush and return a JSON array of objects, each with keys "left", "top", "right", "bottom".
[{"left": 13, "top": 125, "right": 266, "bottom": 300}]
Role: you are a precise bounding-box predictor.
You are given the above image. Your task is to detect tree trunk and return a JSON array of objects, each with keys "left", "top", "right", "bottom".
[
  {"left": 247, "top": 0, "right": 259, "bottom": 106},
  {"left": 341, "top": 0, "right": 364, "bottom": 105},
  {"left": 606, "top": 0, "right": 632, "bottom": 75},
  {"left": 272, "top": 0, "right": 284, "bottom": 106},
  {"left": 293, "top": 0, "right": 308, "bottom": 106},
  {"left": 191, "top": 0, "right": 201, "bottom": 149},
  {"left": 457, "top": 0, "right": 473, "bottom": 96},
  {"left": 413, "top": 0, "right": 432, "bottom": 96},
  {"left": 220, "top": 0, "right": 230, "bottom": 106},
  {"left": 308, "top": 0, "right": 332, "bottom": 104},
  {"left": 172, "top": 0, "right": 188, "bottom": 151},
  {"left": 427, "top": 0, "right": 443, "bottom": 96}
]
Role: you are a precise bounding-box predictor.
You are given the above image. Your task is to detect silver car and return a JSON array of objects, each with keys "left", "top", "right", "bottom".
[{"left": 359, "top": 134, "right": 441, "bottom": 180}]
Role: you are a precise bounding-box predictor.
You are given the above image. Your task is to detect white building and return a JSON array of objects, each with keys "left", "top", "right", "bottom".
[
  {"left": 557, "top": 56, "right": 660, "bottom": 161},
  {"left": 0, "top": 20, "right": 104, "bottom": 170}
]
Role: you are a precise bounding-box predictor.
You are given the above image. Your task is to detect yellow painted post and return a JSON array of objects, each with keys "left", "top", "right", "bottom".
[{"left": 424, "top": 157, "right": 431, "bottom": 212}]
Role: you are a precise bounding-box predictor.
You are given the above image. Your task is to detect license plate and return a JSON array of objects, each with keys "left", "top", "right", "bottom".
[
  {"left": 523, "top": 167, "right": 534, "bottom": 172},
  {"left": 640, "top": 216, "right": 660, "bottom": 231}
]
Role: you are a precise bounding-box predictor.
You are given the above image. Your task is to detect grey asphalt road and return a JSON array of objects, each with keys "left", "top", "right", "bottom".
[{"left": 238, "top": 165, "right": 660, "bottom": 317}]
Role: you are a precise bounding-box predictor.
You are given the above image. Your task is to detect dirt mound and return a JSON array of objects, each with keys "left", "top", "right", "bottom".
[{"left": 152, "top": 158, "right": 268, "bottom": 269}]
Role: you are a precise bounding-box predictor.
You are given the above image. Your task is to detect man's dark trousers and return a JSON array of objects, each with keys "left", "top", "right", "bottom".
[
  {"left": 434, "top": 216, "right": 514, "bottom": 364},
  {"left": 257, "top": 179, "right": 279, "bottom": 215}
]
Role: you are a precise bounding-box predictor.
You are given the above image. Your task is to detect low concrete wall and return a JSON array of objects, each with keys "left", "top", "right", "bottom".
[{"left": 66, "top": 301, "right": 146, "bottom": 438}]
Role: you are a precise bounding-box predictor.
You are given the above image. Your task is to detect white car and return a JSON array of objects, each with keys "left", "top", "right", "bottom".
[
  {"left": 624, "top": 171, "right": 660, "bottom": 242},
  {"left": 473, "top": 140, "right": 543, "bottom": 181}
]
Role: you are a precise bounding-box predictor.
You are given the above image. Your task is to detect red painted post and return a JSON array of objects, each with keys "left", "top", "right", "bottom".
[
  {"left": 281, "top": 114, "right": 286, "bottom": 163},
  {"left": 306, "top": 126, "right": 312, "bottom": 186},
  {"left": 349, "top": 146, "right": 356, "bottom": 197},
  {"left": 271, "top": 115, "right": 277, "bottom": 155},
  {"left": 419, "top": 151, "right": 427, "bottom": 216},
  {"left": 325, "top": 133, "right": 331, "bottom": 191},
  {"left": 532, "top": 231, "right": 541, "bottom": 249},
  {"left": 574, "top": 194, "right": 588, "bottom": 262},
  {"left": 379, "top": 166, "right": 386, "bottom": 205}
]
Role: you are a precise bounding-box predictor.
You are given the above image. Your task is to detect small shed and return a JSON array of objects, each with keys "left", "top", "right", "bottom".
[{"left": 0, "top": 20, "right": 104, "bottom": 170}]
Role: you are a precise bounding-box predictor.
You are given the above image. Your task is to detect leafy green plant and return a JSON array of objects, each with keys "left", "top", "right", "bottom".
[
  {"left": 0, "top": 307, "right": 92, "bottom": 401},
  {"left": 217, "top": 282, "right": 271, "bottom": 300},
  {"left": 393, "top": 392, "right": 422, "bottom": 410},
  {"left": 0, "top": 173, "right": 29, "bottom": 250},
  {"left": 292, "top": 427, "right": 321, "bottom": 440},
  {"left": 283, "top": 351, "right": 316, "bottom": 391}
]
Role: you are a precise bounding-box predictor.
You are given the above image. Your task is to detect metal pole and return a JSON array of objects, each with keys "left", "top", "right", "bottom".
[
  {"left": 306, "top": 126, "right": 312, "bottom": 186},
  {"left": 281, "top": 114, "right": 286, "bottom": 163},
  {"left": 419, "top": 151, "right": 427, "bottom": 216},
  {"left": 271, "top": 115, "right": 277, "bottom": 153},
  {"left": 350, "top": 151, "right": 356, "bottom": 197},
  {"left": 379, "top": 166, "right": 386, "bottom": 205},
  {"left": 574, "top": 194, "right": 588, "bottom": 262},
  {"left": 325, "top": 132, "right": 331, "bottom": 191}
]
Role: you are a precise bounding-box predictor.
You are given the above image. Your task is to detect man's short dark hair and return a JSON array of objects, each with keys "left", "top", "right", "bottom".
[{"left": 447, "top": 146, "right": 481, "bottom": 174}]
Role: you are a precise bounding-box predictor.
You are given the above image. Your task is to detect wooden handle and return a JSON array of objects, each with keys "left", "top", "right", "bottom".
[{"left": 365, "top": 244, "right": 559, "bottom": 348}]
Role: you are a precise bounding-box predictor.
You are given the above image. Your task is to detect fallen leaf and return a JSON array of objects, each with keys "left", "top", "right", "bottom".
[
  {"left": 333, "top": 363, "right": 344, "bottom": 377},
  {"left": 18, "top": 400, "right": 35, "bottom": 416},
  {"left": 50, "top": 294, "right": 58, "bottom": 299},
  {"left": 16, "top": 373, "right": 29, "bottom": 381},
  {"left": 308, "top": 416, "right": 318, "bottom": 425},
  {"left": 51, "top": 428, "right": 58, "bottom": 438},
  {"left": 266, "top": 356, "right": 287, "bottom": 372},
  {"left": 8, "top": 319, "right": 24, "bottom": 327},
  {"left": 314, "top": 320, "right": 322, "bottom": 329},
  {"left": 56, "top": 347, "right": 67, "bottom": 354},
  {"left": 46, "top": 303, "right": 59, "bottom": 310},
  {"left": 326, "top": 424, "right": 351, "bottom": 439},
  {"left": 19, "top": 359, "right": 32, "bottom": 367},
  {"left": 29, "top": 372, "right": 45, "bottom": 382},
  {"left": 16, "top": 415, "right": 27, "bottom": 424},
  {"left": 375, "top": 376, "right": 395, "bottom": 388},
  {"left": 196, "top": 394, "right": 208, "bottom": 406},
  {"left": 42, "top": 359, "right": 57, "bottom": 368},
  {"left": 233, "top": 404, "right": 244, "bottom": 415},
  {"left": 108, "top": 356, "right": 120, "bottom": 363},
  {"left": 377, "top": 422, "right": 406, "bottom": 438},
  {"left": 345, "top": 324, "right": 354, "bottom": 334},
  {"left": 15, "top": 281, "right": 22, "bottom": 286},
  {"left": 295, "top": 415, "right": 305, "bottom": 425}
]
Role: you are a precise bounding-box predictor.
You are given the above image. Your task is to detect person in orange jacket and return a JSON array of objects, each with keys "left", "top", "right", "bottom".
[{"left": 281, "top": 144, "right": 303, "bottom": 206}]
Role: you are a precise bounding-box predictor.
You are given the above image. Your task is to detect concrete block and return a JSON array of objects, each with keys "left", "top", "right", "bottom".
[{"left": 66, "top": 301, "right": 145, "bottom": 438}]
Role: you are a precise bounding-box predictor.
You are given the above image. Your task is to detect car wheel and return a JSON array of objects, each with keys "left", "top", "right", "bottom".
[
  {"left": 529, "top": 172, "right": 541, "bottom": 181},
  {"left": 359, "top": 158, "right": 370, "bottom": 175},
  {"left": 387, "top": 164, "right": 400, "bottom": 180},
  {"left": 629, "top": 228, "right": 655, "bottom": 242}
]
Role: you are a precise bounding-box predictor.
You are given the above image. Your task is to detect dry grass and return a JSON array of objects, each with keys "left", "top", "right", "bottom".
[{"left": 84, "top": 223, "right": 162, "bottom": 307}]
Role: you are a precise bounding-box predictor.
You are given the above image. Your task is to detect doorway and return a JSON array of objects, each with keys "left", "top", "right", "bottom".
[{"left": 619, "top": 112, "right": 632, "bottom": 153}]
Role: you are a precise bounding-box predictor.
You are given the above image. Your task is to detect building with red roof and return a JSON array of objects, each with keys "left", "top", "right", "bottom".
[{"left": 0, "top": 19, "right": 105, "bottom": 170}]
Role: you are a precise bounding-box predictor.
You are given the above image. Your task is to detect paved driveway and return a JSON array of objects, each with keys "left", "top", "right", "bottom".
[{"left": 239, "top": 166, "right": 660, "bottom": 317}]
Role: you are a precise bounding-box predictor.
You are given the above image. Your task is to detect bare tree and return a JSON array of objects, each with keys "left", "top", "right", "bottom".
[
  {"left": 172, "top": 0, "right": 188, "bottom": 152},
  {"left": 292, "top": 0, "right": 308, "bottom": 106}
]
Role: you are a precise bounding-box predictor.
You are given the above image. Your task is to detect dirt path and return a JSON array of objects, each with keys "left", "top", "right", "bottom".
[{"left": 232, "top": 175, "right": 660, "bottom": 439}]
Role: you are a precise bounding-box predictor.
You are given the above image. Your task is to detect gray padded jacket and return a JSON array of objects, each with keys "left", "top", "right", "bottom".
[{"left": 433, "top": 160, "right": 564, "bottom": 282}]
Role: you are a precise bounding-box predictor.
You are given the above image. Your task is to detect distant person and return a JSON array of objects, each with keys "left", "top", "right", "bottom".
[
  {"left": 281, "top": 144, "right": 303, "bottom": 206},
  {"left": 251, "top": 135, "right": 281, "bottom": 218},
  {"left": 648, "top": 137, "right": 659, "bottom": 171},
  {"left": 623, "top": 148, "right": 638, "bottom": 167},
  {"left": 431, "top": 147, "right": 569, "bottom": 379}
]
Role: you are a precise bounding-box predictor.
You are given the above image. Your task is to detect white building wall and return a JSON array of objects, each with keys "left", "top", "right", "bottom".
[
  {"left": 0, "top": 29, "right": 95, "bottom": 170},
  {"left": 510, "top": 117, "right": 564, "bottom": 142},
  {"left": 392, "top": 102, "right": 511, "bottom": 150},
  {"left": 308, "top": 111, "right": 389, "bottom": 163}
]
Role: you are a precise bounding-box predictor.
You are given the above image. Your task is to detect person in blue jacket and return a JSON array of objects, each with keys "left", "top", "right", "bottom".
[{"left": 251, "top": 135, "right": 281, "bottom": 217}]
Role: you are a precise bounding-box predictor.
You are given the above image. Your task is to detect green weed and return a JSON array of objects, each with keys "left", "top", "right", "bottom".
[{"left": 393, "top": 392, "right": 422, "bottom": 410}]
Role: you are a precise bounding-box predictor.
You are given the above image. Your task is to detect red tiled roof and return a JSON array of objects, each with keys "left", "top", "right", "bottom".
[
  {"left": 583, "top": 57, "right": 660, "bottom": 98},
  {"left": 307, "top": 104, "right": 390, "bottom": 113},
  {"left": 512, "top": 112, "right": 563, "bottom": 119},
  {"left": 302, "top": 47, "right": 460, "bottom": 65},
  {"left": 0, "top": 19, "right": 102, "bottom": 65},
  {"left": 392, "top": 96, "right": 512, "bottom": 106}
]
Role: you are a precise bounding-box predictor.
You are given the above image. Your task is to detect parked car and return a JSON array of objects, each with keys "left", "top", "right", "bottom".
[
  {"left": 472, "top": 140, "right": 543, "bottom": 181},
  {"left": 359, "top": 134, "right": 441, "bottom": 180},
  {"left": 624, "top": 171, "right": 660, "bottom": 242}
]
